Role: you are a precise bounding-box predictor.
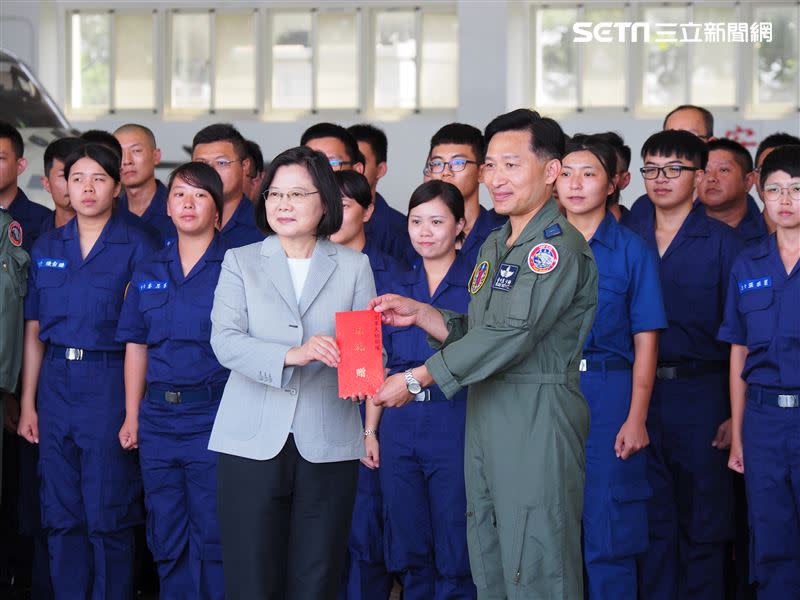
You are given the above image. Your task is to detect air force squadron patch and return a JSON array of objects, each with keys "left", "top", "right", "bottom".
[
  {"left": 492, "top": 263, "right": 519, "bottom": 291},
  {"left": 8, "top": 220, "right": 22, "bottom": 247},
  {"left": 468, "top": 261, "right": 490, "bottom": 294},
  {"left": 528, "top": 243, "right": 559, "bottom": 274}
]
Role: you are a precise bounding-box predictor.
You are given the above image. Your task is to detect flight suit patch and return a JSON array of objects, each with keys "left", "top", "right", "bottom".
[
  {"left": 543, "top": 224, "right": 562, "bottom": 239},
  {"left": 8, "top": 220, "right": 22, "bottom": 247},
  {"left": 738, "top": 276, "right": 772, "bottom": 294},
  {"left": 491, "top": 263, "right": 519, "bottom": 291},
  {"left": 528, "top": 243, "right": 559, "bottom": 274},
  {"left": 469, "top": 261, "right": 490, "bottom": 294}
]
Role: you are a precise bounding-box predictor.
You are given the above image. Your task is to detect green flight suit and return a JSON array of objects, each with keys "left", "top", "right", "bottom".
[
  {"left": 425, "top": 199, "right": 598, "bottom": 600},
  {"left": 0, "top": 210, "right": 29, "bottom": 392}
]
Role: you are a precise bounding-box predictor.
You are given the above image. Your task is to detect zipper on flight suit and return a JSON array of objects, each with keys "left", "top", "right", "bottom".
[{"left": 512, "top": 509, "right": 529, "bottom": 585}]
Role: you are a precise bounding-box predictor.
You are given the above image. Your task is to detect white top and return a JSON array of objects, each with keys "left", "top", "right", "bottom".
[{"left": 287, "top": 257, "right": 312, "bottom": 303}]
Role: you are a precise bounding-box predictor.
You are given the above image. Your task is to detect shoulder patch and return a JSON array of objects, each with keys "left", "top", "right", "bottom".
[
  {"left": 8, "top": 220, "right": 22, "bottom": 247},
  {"left": 543, "top": 223, "right": 562, "bottom": 239},
  {"left": 468, "top": 261, "right": 490, "bottom": 294},
  {"left": 528, "top": 243, "right": 559, "bottom": 274},
  {"left": 738, "top": 277, "right": 772, "bottom": 294}
]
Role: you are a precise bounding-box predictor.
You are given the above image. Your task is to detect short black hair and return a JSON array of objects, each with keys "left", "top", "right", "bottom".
[
  {"left": 707, "top": 138, "right": 753, "bottom": 174},
  {"left": 408, "top": 180, "right": 466, "bottom": 243},
  {"left": 484, "top": 109, "right": 565, "bottom": 161},
  {"left": 347, "top": 124, "right": 387, "bottom": 164},
  {"left": 113, "top": 123, "right": 157, "bottom": 148},
  {"left": 300, "top": 122, "right": 365, "bottom": 166},
  {"left": 80, "top": 129, "right": 122, "bottom": 160},
  {"left": 64, "top": 142, "right": 122, "bottom": 183},
  {"left": 167, "top": 162, "right": 225, "bottom": 224},
  {"left": 565, "top": 135, "right": 618, "bottom": 206},
  {"left": 429, "top": 123, "right": 486, "bottom": 163},
  {"left": 254, "top": 146, "right": 343, "bottom": 238},
  {"left": 244, "top": 139, "right": 265, "bottom": 177},
  {"left": 589, "top": 131, "right": 631, "bottom": 171},
  {"left": 334, "top": 170, "right": 372, "bottom": 210},
  {"left": 192, "top": 123, "right": 247, "bottom": 160},
  {"left": 641, "top": 129, "right": 709, "bottom": 169},
  {"left": 759, "top": 145, "right": 800, "bottom": 189},
  {"left": 663, "top": 104, "right": 714, "bottom": 138},
  {"left": 755, "top": 132, "right": 800, "bottom": 166},
  {"left": 0, "top": 120, "right": 24, "bottom": 157},
  {"left": 44, "top": 137, "right": 85, "bottom": 174}
]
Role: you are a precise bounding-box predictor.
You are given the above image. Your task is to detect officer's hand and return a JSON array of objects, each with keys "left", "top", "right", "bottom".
[
  {"left": 3, "top": 392, "right": 20, "bottom": 432},
  {"left": 728, "top": 440, "right": 744, "bottom": 474},
  {"left": 119, "top": 417, "right": 139, "bottom": 450},
  {"left": 17, "top": 408, "right": 39, "bottom": 444},
  {"left": 370, "top": 294, "right": 423, "bottom": 328},
  {"left": 614, "top": 418, "right": 649, "bottom": 460},
  {"left": 372, "top": 373, "right": 415, "bottom": 408},
  {"left": 711, "top": 418, "right": 732, "bottom": 450},
  {"left": 361, "top": 436, "right": 380, "bottom": 469},
  {"left": 289, "top": 335, "right": 340, "bottom": 368}
]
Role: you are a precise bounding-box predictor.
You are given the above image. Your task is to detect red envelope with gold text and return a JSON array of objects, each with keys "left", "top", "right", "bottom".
[{"left": 336, "top": 310, "right": 384, "bottom": 398}]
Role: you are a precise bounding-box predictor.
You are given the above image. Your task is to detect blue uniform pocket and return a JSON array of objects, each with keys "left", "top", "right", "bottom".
[
  {"left": 139, "top": 291, "right": 170, "bottom": 343},
  {"left": 739, "top": 288, "right": 774, "bottom": 345},
  {"left": 36, "top": 268, "right": 69, "bottom": 318},
  {"left": 607, "top": 480, "right": 652, "bottom": 558}
]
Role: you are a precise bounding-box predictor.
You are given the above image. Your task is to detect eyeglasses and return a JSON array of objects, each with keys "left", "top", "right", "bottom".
[
  {"left": 424, "top": 159, "right": 479, "bottom": 175},
  {"left": 263, "top": 189, "right": 320, "bottom": 204},
  {"left": 640, "top": 165, "right": 700, "bottom": 180},
  {"left": 328, "top": 159, "right": 352, "bottom": 171},
  {"left": 197, "top": 158, "right": 241, "bottom": 169},
  {"left": 762, "top": 183, "right": 800, "bottom": 202}
]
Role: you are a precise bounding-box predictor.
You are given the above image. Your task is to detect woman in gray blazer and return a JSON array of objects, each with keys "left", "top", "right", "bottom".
[{"left": 208, "top": 146, "right": 377, "bottom": 600}]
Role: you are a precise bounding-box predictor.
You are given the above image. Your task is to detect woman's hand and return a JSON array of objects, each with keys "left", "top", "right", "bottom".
[
  {"left": 372, "top": 373, "right": 415, "bottom": 408},
  {"left": 614, "top": 417, "right": 649, "bottom": 460},
  {"left": 17, "top": 407, "right": 39, "bottom": 444},
  {"left": 728, "top": 439, "right": 744, "bottom": 474},
  {"left": 361, "top": 435, "right": 380, "bottom": 469},
  {"left": 119, "top": 415, "right": 139, "bottom": 450},
  {"left": 286, "top": 335, "right": 341, "bottom": 368}
]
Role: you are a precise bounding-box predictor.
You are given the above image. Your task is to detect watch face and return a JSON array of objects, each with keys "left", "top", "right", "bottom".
[{"left": 408, "top": 382, "right": 422, "bottom": 394}]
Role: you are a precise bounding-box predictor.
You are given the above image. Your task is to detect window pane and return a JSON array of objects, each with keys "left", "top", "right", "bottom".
[
  {"left": 317, "top": 13, "right": 358, "bottom": 109},
  {"left": 170, "top": 12, "right": 210, "bottom": 110},
  {"left": 215, "top": 13, "right": 256, "bottom": 110},
  {"left": 374, "top": 11, "right": 416, "bottom": 110},
  {"left": 114, "top": 14, "right": 154, "bottom": 110},
  {"left": 755, "top": 5, "right": 798, "bottom": 105},
  {"left": 641, "top": 6, "right": 688, "bottom": 107},
  {"left": 70, "top": 12, "right": 110, "bottom": 111},
  {"left": 691, "top": 7, "right": 736, "bottom": 106},
  {"left": 272, "top": 12, "right": 312, "bottom": 110},
  {"left": 535, "top": 8, "right": 578, "bottom": 107},
  {"left": 582, "top": 7, "right": 626, "bottom": 107},
  {"left": 420, "top": 13, "right": 458, "bottom": 109}
]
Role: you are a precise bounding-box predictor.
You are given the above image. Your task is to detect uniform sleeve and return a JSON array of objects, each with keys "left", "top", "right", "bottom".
[
  {"left": 427, "top": 309, "right": 469, "bottom": 350},
  {"left": 115, "top": 275, "right": 147, "bottom": 344},
  {"left": 719, "top": 228, "right": 745, "bottom": 314},
  {"left": 23, "top": 248, "right": 40, "bottom": 321},
  {"left": 131, "top": 234, "right": 159, "bottom": 270},
  {"left": 628, "top": 240, "right": 668, "bottom": 334},
  {"left": 426, "top": 247, "right": 596, "bottom": 399},
  {"left": 717, "top": 267, "right": 746, "bottom": 345}
]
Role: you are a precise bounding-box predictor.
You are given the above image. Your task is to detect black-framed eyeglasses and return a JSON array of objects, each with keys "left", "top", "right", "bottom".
[
  {"left": 424, "top": 158, "right": 479, "bottom": 175},
  {"left": 640, "top": 165, "right": 700, "bottom": 180},
  {"left": 263, "top": 189, "right": 320, "bottom": 203},
  {"left": 329, "top": 159, "right": 352, "bottom": 171}
]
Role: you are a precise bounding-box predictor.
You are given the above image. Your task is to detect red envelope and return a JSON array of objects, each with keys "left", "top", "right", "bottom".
[{"left": 336, "top": 310, "right": 384, "bottom": 398}]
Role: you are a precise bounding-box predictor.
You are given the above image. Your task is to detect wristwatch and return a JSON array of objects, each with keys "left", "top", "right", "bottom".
[{"left": 404, "top": 369, "right": 422, "bottom": 394}]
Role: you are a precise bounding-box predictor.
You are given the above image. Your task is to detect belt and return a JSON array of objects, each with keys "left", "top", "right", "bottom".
[
  {"left": 148, "top": 384, "right": 226, "bottom": 404},
  {"left": 579, "top": 359, "right": 632, "bottom": 372},
  {"left": 655, "top": 361, "right": 728, "bottom": 380},
  {"left": 48, "top": 345, "right": 124, "bottom": 361},
  {"left": 488, "top": 372, "right": 581, "bottom": 385},
  {"left": 748, "top": 386, "right": 800, "bottom": 409}
]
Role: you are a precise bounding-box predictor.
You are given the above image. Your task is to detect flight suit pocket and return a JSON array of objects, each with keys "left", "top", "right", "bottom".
[
  {"left": 3, "top": 253, "right": 28, "bottom": 297},
  {"left": 139, "top": 291, "right": 170, "bottom": 343},
  {"left": 511, "top": 504, "right": 564, "bottom": 594},
  {"left": 507, "top": 277, "right": 535, "bottom": 327},
  {"left": 738, "top": 289, "right": 774, "bottom": 345},
  {"left": 465, "top": 502, "right": 492, "bottom": 590},
  {"left": 607, "top": 480, "right": 652, "bottom": 558}
]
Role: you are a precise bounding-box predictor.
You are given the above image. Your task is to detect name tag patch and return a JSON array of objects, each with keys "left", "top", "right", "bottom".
[
  {"left": 37, "top": 258, "right": 67, "bottom": 269},
  {"left": 492, "top": 263, "right": 520, "bottom": 291},
  {"left": 738, "top": 276, "right": 772, "bottom": 294},
  {"left": 528, "top": 243, "right": 559, "bottom": 274},
  {"left": 138, "top": 280, "right": 169, "bottom": 292}
]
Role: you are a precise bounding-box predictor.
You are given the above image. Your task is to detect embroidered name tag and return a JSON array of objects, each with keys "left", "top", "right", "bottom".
[
  {"left": 492, "top": 263, "right": 520, "bottom": 291},
  {"left": 138, "top": 280, "right": 169, "bottom": 292},
  {"left": 738, "top": 277, "right": 772, "bottom": 294},
  {"left": 36, "top": 258, "right": 67, "bottom": 269}
]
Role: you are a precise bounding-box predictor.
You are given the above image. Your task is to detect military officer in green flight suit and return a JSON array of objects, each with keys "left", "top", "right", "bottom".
[{"left": 371, "top": 109, "right": 598, "bottom": 600}]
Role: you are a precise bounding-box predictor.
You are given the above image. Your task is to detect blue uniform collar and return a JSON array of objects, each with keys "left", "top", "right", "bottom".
[
  {"left": 401, "top": 250, "right": 472, "bottom": 302},
  {"left": 500, "top": 197, "right": 561, "bottom": 247},
  {"left": 222, "top": 195, "right": 253, "bottom": 231},
  {"left": 160, "top": 232, "right": 227, "bottom": 283},
  {"left": 681, "top": 201, "right": 712, "bottom": 238},
  {"left": 362, "top": 236, "right": 391, "bottom": 271},
  {"left": 589, "top": 210, "right": 619, "bottom": 250},
  {"left": 58, "top": 212, "right": 130, "bottom": 244},
  {"left": 735, "top": 195, "right": 768, "bottom": 242},
  {"left": 119, "top": 180, "right": 168, "bottom": 220}
]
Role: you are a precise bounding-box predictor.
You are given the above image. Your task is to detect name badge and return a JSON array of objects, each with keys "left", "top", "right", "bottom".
[
  {"left": 138, "top": 280, "right": 169, "bottom": 292},
  {"left": 492, "top": 263, "right": 520, "bottom": 291},
  {"left": 738, "top": 276, "right": 772, "bottom": 294},
  {"left": 37, "top": 258, "right": 68, "bottom": 269}
]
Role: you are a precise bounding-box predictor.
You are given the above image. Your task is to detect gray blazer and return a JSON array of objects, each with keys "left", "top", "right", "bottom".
[{"left": 208, "top": 236, "right": 376, "bottom": 463}]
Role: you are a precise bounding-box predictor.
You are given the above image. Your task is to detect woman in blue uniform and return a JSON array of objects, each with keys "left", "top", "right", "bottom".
[
  {"left": 16, "top": 142, "right": 157, "bottom": 599},
  {"left": 115, "top": 162, "right": 230, "bottom": 599},
  {"left": 720, "top": 144, "right": 800, "bottom": 599},
  {"left": 376, "top": 180, "right": 476, "bottom": 599},
  {"left": 556, "top": 136, "right": 667, "bottom": 598}
]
